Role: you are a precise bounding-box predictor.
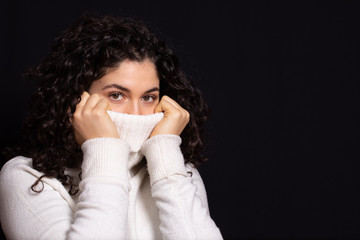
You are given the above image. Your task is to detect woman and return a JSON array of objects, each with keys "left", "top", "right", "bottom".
[{"left": 0, "top": 13, "right": 222, "bottom": 239}]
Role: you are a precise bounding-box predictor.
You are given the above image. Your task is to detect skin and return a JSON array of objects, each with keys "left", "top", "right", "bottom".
[{"left": 71, "top": 59, "right": 190, "bottom": 145}]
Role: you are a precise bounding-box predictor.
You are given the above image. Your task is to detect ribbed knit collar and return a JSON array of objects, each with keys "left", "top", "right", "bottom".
[{"left": 107, "top": 111, "right": 164, "bottom": 170}]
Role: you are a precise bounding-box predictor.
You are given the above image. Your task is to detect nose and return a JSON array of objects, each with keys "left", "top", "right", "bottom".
[{"left": 124, "top": 102, "right": 142, "bottom": 115}]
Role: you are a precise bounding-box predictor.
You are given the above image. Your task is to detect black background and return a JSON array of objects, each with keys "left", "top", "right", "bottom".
[{"left": 1, "top": 1, "right": 360, "bottom": 239}]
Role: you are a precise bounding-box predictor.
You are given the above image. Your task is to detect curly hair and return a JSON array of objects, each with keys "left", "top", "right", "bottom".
[{"left": 13, "top": 13, "right": 208, "bottom": 194}]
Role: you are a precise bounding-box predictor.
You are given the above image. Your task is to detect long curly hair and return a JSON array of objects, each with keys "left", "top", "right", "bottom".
[{"left": 10, "top": 13, "right": 208, "bottom": 194}]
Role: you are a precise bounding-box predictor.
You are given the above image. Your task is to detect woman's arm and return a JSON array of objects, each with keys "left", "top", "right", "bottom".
[
  {"left": 142, "top": 134, "right": 223, "bottom": 240},
  {"left": 0, "top": 137, "right": 130, "bottom": 240},
  {"left": 0, "top": 92, "right": 130, "bottom": 239},
  {"left": 68, "top": 137, "right": 130, "bottom": 239}
]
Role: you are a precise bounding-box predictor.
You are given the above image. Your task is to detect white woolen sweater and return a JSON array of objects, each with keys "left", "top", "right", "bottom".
[{"left": 0, "top": 112, "right": 223, "bottom": 240}]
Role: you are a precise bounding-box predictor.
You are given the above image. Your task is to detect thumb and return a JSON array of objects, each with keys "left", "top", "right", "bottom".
[{"left": 155, "top": 96, "right": 176, "bottom": 114}]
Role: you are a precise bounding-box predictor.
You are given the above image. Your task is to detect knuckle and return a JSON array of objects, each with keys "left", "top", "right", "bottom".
[
  {"left": 80, "top": 92, "right": 90, "bottom": 101},
  {"left": 82, "top": 92, "right": 90, "bottom": 98},
  {"left": 185, "top": 111, "right": 190, "bottom": 122},
  {"left": 91, "top": 93, "right": 99, "bottom": 98},
  {"left": 89, "top": 94, "right": 100, "bottom": 101},
  {"left": 82, "top": 109, "right": 92, "bottom": 117},
  {"left": 172, "top": 110, "right": 182, "bottom": 118},
  {"left": 162, "top": 95, "right": 170, "bottom": 101},
  {"left": 72, "top": 111, "right": 81, "bottom": 120},
  {"left": 92, "top": 108, "right": 103, "bottom": 117}
]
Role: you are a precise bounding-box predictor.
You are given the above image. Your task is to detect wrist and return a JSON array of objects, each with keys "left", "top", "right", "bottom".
[
  {"left": 141, "top": 134, "right": 187, "bottom": 185},
  {"left": 81, "top": 138, "right": 130, "bottom": 179}
]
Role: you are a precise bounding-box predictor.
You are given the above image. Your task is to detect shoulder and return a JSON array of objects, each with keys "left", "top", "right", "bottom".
[
  {"left": 1, "top": 156, "right": 34, "bottom": 178},
  {"left": 0, "top": 156, "right": 65, "bottom": 195},
  {"left": 0, "top": 156, "right": 45, "bottom": 196},
  {"left": 0, "top": 156, "right": 42, "bottom": 181},
  {"left": 0, "top": 157, "right": 40, "bottom": 211},
  {"left": 0, "top": 157, "right": 75, "bottom": 239},
  {"left": 0, "top": 156, "right": 76, "bottom": 210}
]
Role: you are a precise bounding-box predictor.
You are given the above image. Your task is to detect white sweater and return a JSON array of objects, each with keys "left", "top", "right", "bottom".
[{"left": 0, "top": 112, "right": 222, "bottom": 240}]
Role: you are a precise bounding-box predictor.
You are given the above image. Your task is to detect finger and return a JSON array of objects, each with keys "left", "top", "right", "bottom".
[
  {"left": 155, "top": 95, "right": 181, "bottom": 113},
  {"left": 75, "top": 92, "right": 90, "bottom": 111},
  {"left": 161, "top": 95, "right": 182, "bottom": 109},
  {"left": 162, "top": 96, "right": 190, "bottom": 122},
  {"left": 155, "top": 96, "right": 175, "bottom": 113},
  {"left": 94, "top": 98, "right": 111, "bottom": 113},
  {"left": 82, "top": 93, "right": 101, "bottom": 111}
]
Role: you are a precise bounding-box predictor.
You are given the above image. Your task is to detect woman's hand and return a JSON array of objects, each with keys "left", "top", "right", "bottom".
[
  {"left": 150, "top": 95, "right": 190, "bottom": 138},
  {"left": 71, "top": 91, "right": 119, "bottom": 145}
]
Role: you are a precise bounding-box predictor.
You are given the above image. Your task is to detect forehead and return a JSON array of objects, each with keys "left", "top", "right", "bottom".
[{"left": 93, "top": 59, "right": 160, "bottom": 90}]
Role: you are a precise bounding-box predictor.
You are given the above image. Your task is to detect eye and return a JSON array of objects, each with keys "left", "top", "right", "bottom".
[
  {"left": 109, "top": 92, "right": 124, "bottom": 101},
  {"left": 141, "top": 95, "right": 157, "bottom": 103}
]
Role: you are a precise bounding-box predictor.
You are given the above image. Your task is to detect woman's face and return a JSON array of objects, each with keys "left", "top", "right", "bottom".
[{"left": 89, "top": 59, "right": 160, "bottom": 115}]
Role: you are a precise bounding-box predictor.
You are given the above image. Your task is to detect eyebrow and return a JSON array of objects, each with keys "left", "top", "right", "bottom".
[{"left": 101, "top": 84, "right": 159, "bottom": 94}]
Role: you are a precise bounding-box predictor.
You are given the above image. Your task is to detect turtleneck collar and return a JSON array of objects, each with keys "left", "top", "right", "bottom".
[{"left": 107, "top": 111, "right": 164, "bottom": 170}]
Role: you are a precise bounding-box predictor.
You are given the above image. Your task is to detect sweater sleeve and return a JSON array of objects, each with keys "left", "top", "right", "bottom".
[
  {"left": 68, "top": 137, "right": 130, "bottom": 239},
  {"left": 141, "top": 134, "right": 223, "bottom": 240},
  {"left": 0, "top": 138, "right": 130, "bottom": 240}
]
